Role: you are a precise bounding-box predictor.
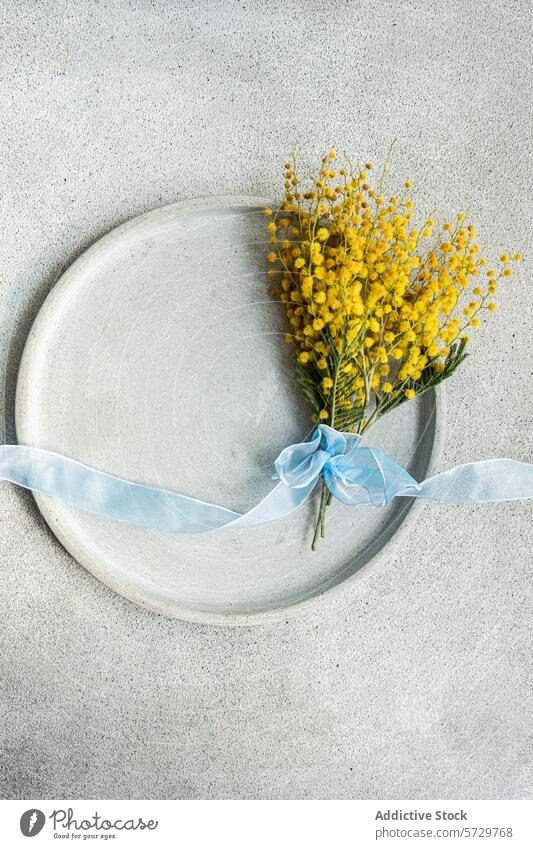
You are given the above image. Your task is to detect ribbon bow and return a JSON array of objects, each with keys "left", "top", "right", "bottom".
[{"left": 1, "top": 427, "right": 532, "bottom": 534}]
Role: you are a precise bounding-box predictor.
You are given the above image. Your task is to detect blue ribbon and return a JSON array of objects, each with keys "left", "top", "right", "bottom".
[{"left": 1, "top": 425, "right": 532, "bottom": 533}]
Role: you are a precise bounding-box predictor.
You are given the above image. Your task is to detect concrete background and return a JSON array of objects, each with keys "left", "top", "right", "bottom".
[{"left": 1, "top": 0, "right": 532, "bottom": 799}]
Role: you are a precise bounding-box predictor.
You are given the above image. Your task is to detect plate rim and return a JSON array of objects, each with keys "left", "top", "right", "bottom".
[{"left": 15, "top": 195, "right": 445, "bottom": 626}]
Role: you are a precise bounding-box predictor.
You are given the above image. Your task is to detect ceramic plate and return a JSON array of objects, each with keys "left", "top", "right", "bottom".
[{"left": 16, "top": 196, "right": 441, "bottom": 624}]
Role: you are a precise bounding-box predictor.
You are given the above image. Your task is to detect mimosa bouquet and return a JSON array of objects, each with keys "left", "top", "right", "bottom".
[{"left": 263, "top": 150, "right": 522, "bottom": 548}]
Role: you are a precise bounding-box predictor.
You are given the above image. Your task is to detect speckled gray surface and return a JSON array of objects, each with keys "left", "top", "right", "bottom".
[{"left": 1, "top": 0, "right": 532, "bottom": 800}]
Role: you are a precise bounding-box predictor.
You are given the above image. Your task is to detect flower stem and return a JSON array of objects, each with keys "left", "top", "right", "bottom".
[{"left": 311, "top": 479, "right": 329, "bottom": 551}]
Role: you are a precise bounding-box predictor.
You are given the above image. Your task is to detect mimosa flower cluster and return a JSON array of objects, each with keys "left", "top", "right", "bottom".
[{"left": 264, "top": 150, "right": 521, "bottom": 435}]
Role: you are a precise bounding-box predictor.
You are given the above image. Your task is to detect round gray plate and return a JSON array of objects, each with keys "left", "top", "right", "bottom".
[{"left": 16, "top": 196, "right": 441, "bottom": 625}]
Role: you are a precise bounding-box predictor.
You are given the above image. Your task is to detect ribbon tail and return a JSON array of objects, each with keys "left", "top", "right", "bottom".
[{"left": 400, "top": 458, "right": 533, "bottom": 503}]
